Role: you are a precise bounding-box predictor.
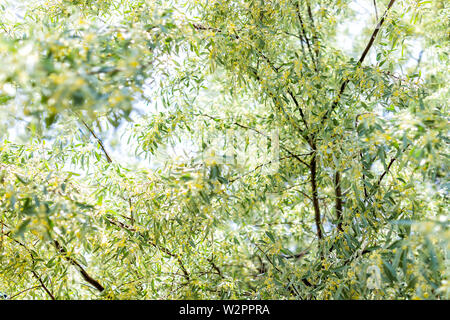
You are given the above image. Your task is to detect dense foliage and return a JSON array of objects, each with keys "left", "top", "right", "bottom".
[{"left": 0, "top": 0, "right": 448, "bottom": 299}]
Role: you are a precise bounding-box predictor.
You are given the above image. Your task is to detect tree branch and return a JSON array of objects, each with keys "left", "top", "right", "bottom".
[
  {"left": 306, "top": 0, "right": 320, "bottom": 63},
  {"left": 228, "top": 155, "right": 308, "bottom": 183},
  {"left": 104, "top": 217, "right": 190, "bottom": 280},
  {"left": 322, "top": 0, "right": 397, "bottom": 123},
  {"left": 310, "top": 147, "right": 322, "bottom": 241},
  {"left": 376, "top": 144, "right": 409, "bottom": 186},
  {"left": 334, "top": 171, "right": 343, "bottom": 232},
  {"left": 79, "top": 118, "right": 113, "bottom": 163},
  {"left": 9, "top": 285, "right": 41, "bottom": 300},
  {"left": 193, "top": 22, "right": 310, "bottom": 141},
  {"left": 1, "top": 227, "right": 56, "bottom": 300},
  {"left": 32, "top": 271, "right": 56, "bottom": 300},
  {"left": 53, "top": 240, "right": 105, "bottom": 292},
  {"left": 199, "top": 113, "right": 311, "bottom": 168},
  {"left": 295, "top": 1, "right": 318, "bottom": 71}
]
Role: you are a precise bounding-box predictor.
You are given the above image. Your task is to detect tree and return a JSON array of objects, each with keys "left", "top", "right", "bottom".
[{"left": 0, "top": 0, "right": 448, "bottom": 299}]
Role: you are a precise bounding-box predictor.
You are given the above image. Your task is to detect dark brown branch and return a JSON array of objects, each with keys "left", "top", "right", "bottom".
[
  {"left": 361, "top": 154, "right": 369, "bottom": 199},
  {"left": 288, "top": 91, "right": 309, "bottom": 132},
  {"left": 1, "top": 227, "right": 56, "bottom": 300},
  {"left": 355, "top": 114, "right": 369, "bottom": 199},
  {"left": 105, "top": 217, "right": 190, "bottom": 280},
  {"left": 9, "top": 285, "right": 42, "bottom": 300},
  {"left": 376, "top": 144, "right": 409, "bottom": 186},
  {"left": 192, "top": 23, "right": 238, "bottom": 39},
  {"left": 295, "top": 1, "right": 318, "bottom": 71},
  {"left": 250, "top": 52, "right": 310, "bottom": 140},
  {"left": 280, "top": 248, "right": 309, "bottom": 260},
  {"left": 228, "top": 154, "right": 310, "bottom": 183},
  {"left": 254, "top": 243, "right": 301, "bottom": 295},
  {"left": 322, "top": 0, "right": 397, "bottom": 122},
  {"left": 334, "top": 171, "right": 343, "bottom": 232},
  {"left": 154, "top": 243, "right": 190, "bottom": 280},
  {"left": 53, "top": 240, "right": 105, "bottom": 292},
  {"left": 79, "top": 120, "right": 138, "bottom": 223},
  {"left": 2, "top": 190, "right": 105, "bottom": 297},
  {"left": 208, "top": 257, "right": 224, "bottom": 278},
  {"left": 193, "top": 22, "right": 310, "bottom": 141},
  {"left": 199, "top": 113, "right": 310, "bottom": 168},
  {"left": 80, "top": 116, "right": 138, "bottom": 231},
  {"left": 79, "top": 118, "right": 113, "bottom": 163},
  {"left": 293, "top": 188, "right": 313, "bottom": 202},
  {"left": 105, "top": 216, "right": 137, "bottom": 231},
  {"left": 310, "top": 148, "right": 322, "bottom": 241},
  {"left": 32, "top": 271, "right": 56, "bottom": 300},
  {"left": 306, "top": 0, "right": 320, "bottom": 62},
  {"left": 358, "top": 0, "right": 397, "bottom": 68}
]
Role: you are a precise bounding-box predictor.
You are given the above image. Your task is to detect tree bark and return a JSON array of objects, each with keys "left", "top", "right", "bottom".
[
  {"left": 334, "top": 171, "right": 343, "bottom": 232},
  {"left": 310, "top": 148, "right": 322, "bottom": 241}
]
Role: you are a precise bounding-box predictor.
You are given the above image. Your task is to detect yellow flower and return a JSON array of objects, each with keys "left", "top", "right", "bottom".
[
  {"left": 49, "top": 73, "right": 68, "bottom": 85},
  {"left": 116, "top": 32, "right": 125, "bottom": 41},
  {"left": 74, "top": 78, "right": 85, "bottom": 87},
  {"left": 84, "top": 33, "right": 95, "bottom": 42}
]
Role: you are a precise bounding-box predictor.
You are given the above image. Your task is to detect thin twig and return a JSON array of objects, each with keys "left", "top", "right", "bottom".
[
  {"left": 9, "top": 285, "right": 42, "bottom": 300},
  {"left": 105, "top": 217, "right": 190, "bottom": 280},
  {"left": 376, "top": 145, "right": 409, "bottom": 186},
  {"left": 373, "top": 0, "right": 379, "bottom": 21},
  {"left": 322, "top": 0, "right": 397, "bottom": 123},
  {"left": 79, "top": 118, "right": 113, "bottom": 163},
  {"left": 199, "top": 113, "right": 311, "bottom": 168},
  {"left": 1, "top": 227, "right": 56, "bottom": 300}
]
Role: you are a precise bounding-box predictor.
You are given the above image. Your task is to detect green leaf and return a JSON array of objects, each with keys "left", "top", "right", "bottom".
[
  {"left": 382, "top": 260, "right": 397, "bottom": 283},
  {"left": 266, "top": 231, "right": 275, "bottom": 243},
  {"left": 14, "top": 218, "right": 31, "bottom": 238}
]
